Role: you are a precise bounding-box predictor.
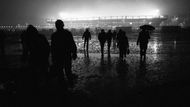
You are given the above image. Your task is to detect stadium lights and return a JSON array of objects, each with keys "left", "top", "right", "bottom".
[
  {"left": 149, "top": 22, "right": 152, "bottom": 25},
  {"left": 149, "top": 9, "right": 160, "bottom": 17},
  {"left": 52, "top": 15, "right": 164, "bottom": 21},
  {"left": 160, "top": 15, "right": 164, "bottom": 18},
  {"left": 55, "top": 9, "right": 163, "bottom": 21}
]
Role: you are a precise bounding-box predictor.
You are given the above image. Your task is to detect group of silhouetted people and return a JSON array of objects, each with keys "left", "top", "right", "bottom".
[
  {"left": 83, "top": 28, "right": 130, "bottom": 60},
  {"left": 20, "top": 19, "right": 151, "bottom": 96},
  {"left": 97, "top": 29, "right": 129, "bottom": 59},
  {"left": 84, "top": 28, "right": 150, "bottom": 61},
  {"left": 20, "top": 20, "right": 78, "bottom": 97}
]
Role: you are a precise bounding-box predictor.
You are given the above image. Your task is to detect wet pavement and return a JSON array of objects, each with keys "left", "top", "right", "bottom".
[{"left": 1, "top": 32, "right": 190, "bottom": 106}]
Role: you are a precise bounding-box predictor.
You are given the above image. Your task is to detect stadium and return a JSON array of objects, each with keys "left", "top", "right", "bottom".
[{"left": 46, "top": 15, "right": 168, "bottom": 29}]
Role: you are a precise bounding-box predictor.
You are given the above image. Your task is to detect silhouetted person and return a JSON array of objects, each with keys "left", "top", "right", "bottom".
[
  {"left": 21, "top": 25, "right": 50, "bottom": 68},
  {"left": 98, "top": 29, "right": 107, "bottom": 58},
  {"left": 0, "top": 30, "right": 6, "bottom": 56},
  {"left": 20, "top": 25, "right": 50, "bottom": 95},
  {"left": 137, "top": 29, "right": 150, "bottom": 61},
  {"left": 112, "top": 30, "right": 117, "bottom": 51},
  {"left": 82, "top": 28, "right": 91, "bottom": 57},
  {"left": 117, "top": 29, "right": 129, "bottom": 60},
  {"left": 106, "top": 29, "right": 113, "bottom": 57},
  {"left": 51, "top": 20, "right": 77, "bottom": 88}
]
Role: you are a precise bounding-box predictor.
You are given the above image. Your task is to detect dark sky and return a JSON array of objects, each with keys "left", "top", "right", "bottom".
[{"left": 0, "top": 0, "right": 190, "bottom": 25}]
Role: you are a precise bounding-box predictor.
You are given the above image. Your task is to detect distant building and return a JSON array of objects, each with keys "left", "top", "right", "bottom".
[{"left": 46, "top": 15, "right": 168, "bottom": 29}]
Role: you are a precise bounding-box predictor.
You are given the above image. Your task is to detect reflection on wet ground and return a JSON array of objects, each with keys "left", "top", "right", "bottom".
[
  {"left": 72, "top": 53, "right": 183, "bottom": 93},
  {"left": 1, "top": 33, "right": 190, "bottom": 106}
]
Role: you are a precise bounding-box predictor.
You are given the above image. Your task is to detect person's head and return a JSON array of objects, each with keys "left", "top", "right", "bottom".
[
  {"left": 26, "top": 25, "right": 38, "bottom": 35},
  {"left": 55, "top": 19, "right": 64, "bottom": 30},
  {"left": 86, "top": 28, "right": 89, "bottom": 32},
  {"left": 101, "top": 29, "right": 104, "bottom": 33}
]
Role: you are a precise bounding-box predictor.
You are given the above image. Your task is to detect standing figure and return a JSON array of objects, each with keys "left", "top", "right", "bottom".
[
  {"left": 117, "top": 29, "right": 129, "bottom": 60},
  {"left": 51, "top": 20, "right": 77, "bottom": 87},
  {"left": 137, "top": 29, "right": 150, "bottom": 61},
  {"left": 106, "top": 29, "right": 113, "bottom": 57},
  {"left": 0, "top": 30, "right": 6, "bottom": 56},
  {"left": 98, "top": 29, "right": 107, "bottom": 58},
  {"left": 112, "top": 30, "right": 117, "bottom": 51},
  {"left": 21, "top": 25, "right": 50, "bottom": 95},
  {"left": 82, "top": 28, "right": 91, "bottom": 57}
]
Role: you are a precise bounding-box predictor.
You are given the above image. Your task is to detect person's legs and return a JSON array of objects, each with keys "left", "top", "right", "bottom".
[
  {"left": 123, "top": 48, "right": 127, "bottom": 58},
  {"left": 143, "top": 49, "right": 147, "bottom": 61},
  {"left": 36, "top": 66, "right": 49, "bottom": 94},
  {"left": 100, "top": 42, "right": 104, "bottom": 58},
  {"left": 140, "top": 48, "right": 143, "bottom": 61},
  {"left": 142, "top": 49, "right": 145, "bottom": 60},
  {"left": 140, "top": 44, "right": 146, "bottom": 61},
  {"left": 84, "top": 40, "right": 86, "bottom": 50},
  {"left": 64, "top": 59, "right": 75, "bottom": 87},
  {"left": 119, "top": 47, "right": 123, "bottom": 60},
  {"left": 143, "top": 44, "right": 148, "bottom": 61},
  {"left": 86, "top": 40, "right": 89, "bottom": 57},
  {"left": 30, "top": 66, "right": 42, "bottom": 96},
  {"left": 107, "top": 41, "right": 111, "bottom": 57},
  {"left": 50, "top": 62, "right": 64, "bottom": 84}
]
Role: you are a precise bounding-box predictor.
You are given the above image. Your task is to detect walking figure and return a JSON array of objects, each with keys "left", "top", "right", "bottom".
[
  {"left": 21, "top": 25, "right": 50, "bottom": 71},
  {"left": 98, "top": 29, "right": 107, "bottom": 58},
  {"left": 106, "top": 29, "right": 113, "bottom": 57},
  {"left": 82, "top": 28, "right": 91, "bottom": 57},
  {"left": 51, "top": 20, "right": 77, "bottom": 88},
  {"left": 21, "top": 25, "right": 50, "bottom": 95},
  {"left": 137, "top": 29, "right": 150, "bottom": 61},
  {"left": 112, "top": 30, "right": 117, "bottom": 51},
  {"left": 117, "top": 29, "right": 129, "bottom": 60}
]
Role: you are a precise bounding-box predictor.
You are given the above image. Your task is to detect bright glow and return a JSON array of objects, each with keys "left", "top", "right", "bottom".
[
  {"left": 58, "top": 12, "right": 68, "bottom": 18},
  {"left": 145, "top": 9, "right": 160, "bottom": 17},
  {"left": 58, "top": 12, "right": 78, "bottom": 19},
  {"left": 152, "top": 41, "right": 158, "bottom": 53},
  {"left": 160, "top": 15, "right": 164, "bottom": 18},
  {"left": 58, "top": 12, "right": 99, "bottom": 21},
  {"left": 56, "top": 8, "right": 161, "bottom": 20},
  {"left": 155, "top": 9, "right": 160, "bottom": 13},
  {"left": 150, "top": 41, "right": 159, "bottom": 61},
  {"left": 45, "top": 0, "right": 164, "bottom": 21}
]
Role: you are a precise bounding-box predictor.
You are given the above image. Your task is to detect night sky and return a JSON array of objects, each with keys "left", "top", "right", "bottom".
[{"left": 0, "top": 0, "right": 190, "bottom": 25}]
